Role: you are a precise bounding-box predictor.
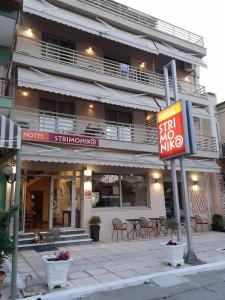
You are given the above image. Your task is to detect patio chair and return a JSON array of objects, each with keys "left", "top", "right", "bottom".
[
  {"left": 112, "top": 218, "right": 128, "bottom": 241},
  {"left": 139, "top": 217, "right": 155, "bottom": 238},
  {"left": 194, "top": 215, "right": 209, "bottom": 232}
]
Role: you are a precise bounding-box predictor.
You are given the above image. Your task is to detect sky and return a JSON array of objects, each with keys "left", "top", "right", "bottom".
[{"left": 118, "top": 0, "right": 225, "bottom": 103}]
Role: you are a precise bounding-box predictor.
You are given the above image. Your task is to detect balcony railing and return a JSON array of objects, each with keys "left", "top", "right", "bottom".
[
  {"left": 0, "top": 78, "right": 8, "bottom": 96},
  {"left": 11, "top": 107, "right": 218, "bottom": 152},
  {"left": 78, "top": 0, "right": 204, "bottom": 47},
  {"left": 16, "top": 37, "right": 206, "bottom": 99}
]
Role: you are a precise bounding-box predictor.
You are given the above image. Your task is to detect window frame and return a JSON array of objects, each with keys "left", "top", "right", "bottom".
[{"left": 92, "top": 173, "right": 148, "bottom": 209}]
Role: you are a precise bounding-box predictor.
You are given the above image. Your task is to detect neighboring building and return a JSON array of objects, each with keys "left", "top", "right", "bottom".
[
  {"left": 216, "top": 101, "right": 225, "bottom": 217},
  {"left": 5, "top": 0, "right": 221, "bottom": 242},
  {"left": 0, "top": 0, "right": 21, "bottom": 210}
]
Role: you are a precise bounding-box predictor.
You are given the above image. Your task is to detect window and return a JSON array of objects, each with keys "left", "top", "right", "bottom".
[
  {"left": 92, "top": 174, "right": 147, "bottom": 208},
  {"left": 104, "top": 53, "right": 130, "bottom": 78},
  {"left": 92, "top": 174, "right": 120, "bottom": 207},
  {"left": 42, "top": 33, "right": 75, "bottom": 63},
  {"left": 121, "top": 175, "right": 147, "bottom": 207},
  {"left": 105, "top": 109, "right": 132, "bottom": 142},
  {"left": 39, "top": 98, "right": 74, "bottom": 133}
]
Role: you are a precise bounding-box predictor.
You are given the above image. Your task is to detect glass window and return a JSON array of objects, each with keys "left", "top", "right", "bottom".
[
  {"left": 121, "top": 175, "right": 147, "bottom": 207},
  {"left": 92, "top": 174, "right": 120, "bottom": 208},
  {"left": 92, "top": 174, "right": 147, "bottom": 208}
]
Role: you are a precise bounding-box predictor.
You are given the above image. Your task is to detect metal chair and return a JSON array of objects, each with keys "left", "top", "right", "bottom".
[
  {"left": 112, "top": 218, "right": 128, "bottom": 241},
  {"left": 139, "top": 217, "right": 155, "bottom": 238},
  {"left": 194, "top": 215, "right": 209, "bottom": 232}
]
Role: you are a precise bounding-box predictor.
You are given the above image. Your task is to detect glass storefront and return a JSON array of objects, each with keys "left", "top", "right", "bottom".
[{"left": 92, "top": 174, "right": 147, "bottom": 208}]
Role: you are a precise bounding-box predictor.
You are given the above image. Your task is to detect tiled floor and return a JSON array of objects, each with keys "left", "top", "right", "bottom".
[{"left": 3, "top": 232, "right": 225, "bottom": 298}]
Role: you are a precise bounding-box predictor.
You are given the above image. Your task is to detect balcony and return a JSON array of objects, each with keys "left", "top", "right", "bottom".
[
  {"left": 14, "top": 37, "right": 207, "bottom": 103},
  {"left": 11, "top": 107, "right": 218, "bottom": 156},
  {"left": 70, "top": 0, "right": 204, "bottom": 47},
  {"left": 0, "top": 79, "right": 13, "bottom": 110}
]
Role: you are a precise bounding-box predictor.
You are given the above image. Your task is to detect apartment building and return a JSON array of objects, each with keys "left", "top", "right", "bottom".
[
  {"left": 216, "top": 101, "right": 225, "bottom": 217},
  {"left": 0, "top": 0, "right": 21, "bottom": 210},
  {"left": 6, "top": 0, "right": 221, "bottom": 242}
]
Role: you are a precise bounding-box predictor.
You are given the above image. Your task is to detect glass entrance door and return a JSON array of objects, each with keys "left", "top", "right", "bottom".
[{"left": 49, "top": 177, "right": 76, "bottom": 229}]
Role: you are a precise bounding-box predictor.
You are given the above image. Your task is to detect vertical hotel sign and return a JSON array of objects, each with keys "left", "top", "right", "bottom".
[{"left": 157, "top": 100, "right": 194, "bottom": 160}]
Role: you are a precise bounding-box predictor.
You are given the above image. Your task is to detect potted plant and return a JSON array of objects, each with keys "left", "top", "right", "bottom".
[
  {"left": 212, "top": 214, "right": 224, "bottom": 231},
  {"left": 160, "top": 220, "right": 186, "bottom": 267},
  {"left": 89, "top": 216, "right": 101, "bottom": 242},
  {"left": 42, "top": 249, "right": 73, "bottom": 289},
  {"left": 0, "top": 206, "right": 17, "bottom": 291}
]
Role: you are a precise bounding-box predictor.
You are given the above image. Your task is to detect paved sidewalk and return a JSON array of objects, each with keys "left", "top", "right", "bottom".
[{"left": 2, "top": 231, "right": 225, "bottom": 299}]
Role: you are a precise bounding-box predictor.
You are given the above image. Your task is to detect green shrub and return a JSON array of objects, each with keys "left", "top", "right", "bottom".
[
  {"left": 212, "top": 214, "right": 224, "bottom": 225},
  {"left": 0, "top": 205, "right": 18, "bottom": 269},
  {"left": 89, "top": 216, "right": 101, "bottom": 225}
]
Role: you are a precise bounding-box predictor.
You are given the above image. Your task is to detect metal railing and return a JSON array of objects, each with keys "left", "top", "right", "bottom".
[
  {"left": 11, "top": 107, "right": 218, "bottom": 152},
  {"left": 0, "top": 78, "right": 8, "bottom": 96},
  {"left": 16, "top": 37, "right": 206, "bottom": 98},
  {"left": 78, "top": 0, "right": 204, "bottom": 47},
  {"left": 196, "top": 135, "right": 218, "bottom": 152}
]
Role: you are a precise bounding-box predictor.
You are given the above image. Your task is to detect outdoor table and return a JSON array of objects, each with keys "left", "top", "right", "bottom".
[
  {"left": 148, "top": 218, "right": 166, "bottom": 236},
  {"left": 126, "top": 218, "right": 144, "bottom": 240}
]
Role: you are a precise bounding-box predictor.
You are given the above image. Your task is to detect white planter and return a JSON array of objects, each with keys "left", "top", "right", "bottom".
[
  {"left": 160, "top": 242, "right": 186, "bottom": 267},
  {"left": 42, "top": 255, "right": 73, "bottom": 289}
]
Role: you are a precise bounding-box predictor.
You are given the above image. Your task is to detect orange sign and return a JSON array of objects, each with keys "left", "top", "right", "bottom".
[{"left": 157, "top": 101, "right": 189, "bottom": 160}]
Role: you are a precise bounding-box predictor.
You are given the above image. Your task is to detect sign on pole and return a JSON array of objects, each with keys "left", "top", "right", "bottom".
[{"left": 157, "top": 100, "right": 195, "bottom": 160}]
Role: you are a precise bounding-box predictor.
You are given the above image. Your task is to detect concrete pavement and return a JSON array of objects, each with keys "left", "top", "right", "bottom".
[
  {"left": 2, "top": 231, "right": 225, "bottom": 299},
  {"left": 78, "top": 269, "right": 225, "bottom": 300}
]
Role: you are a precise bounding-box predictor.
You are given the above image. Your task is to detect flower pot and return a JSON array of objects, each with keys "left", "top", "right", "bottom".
[
  {"left": 90, "top": 224, "right": 100, "bottom": 242},
  {"left": 0, "top": 271, "right": 6, "bottom": 290},
  {"left": 160, "top": 242, "right": 186, "bottom": 267},
  {"left": 42, "top": 255, "right": 73, "bottom": 289}
]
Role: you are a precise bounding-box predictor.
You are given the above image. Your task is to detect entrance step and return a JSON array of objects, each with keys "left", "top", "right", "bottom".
[{"left": 18, "top": 229, "right": 92, "bottom": 251}]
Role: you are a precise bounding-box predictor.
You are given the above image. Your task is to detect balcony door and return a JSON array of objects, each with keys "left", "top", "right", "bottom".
[
  {"left": 105, "top": 109, "right": 132, "bottom": 142},
  {"left": 39, "top": 98, "right": 75, "bottom": 133}
]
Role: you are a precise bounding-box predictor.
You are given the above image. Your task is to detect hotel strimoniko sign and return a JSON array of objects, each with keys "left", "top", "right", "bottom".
[
  {"left": 22, "top": 129, "right": 99, "bottom": 147},
  {"left": 157, "top": 100, "right": 196, "bottom": 160}
]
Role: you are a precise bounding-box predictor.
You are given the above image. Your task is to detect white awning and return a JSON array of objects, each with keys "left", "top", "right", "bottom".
[
  {"left": 18, "top": 67, "right": 161, "bottom": 112},
  {"left": 154, "top": 42, "right": 207, "bottom": 68},
  {"left": 21, "top": 144, "right": 164, "bottom": 169},
  {"left": 21, "top": 144, "right": 220, "bottom": 173},
  {"left": 23, "top": 0, "right": 158, "bottom": 55},
  {"left": 167, "top": 159, "right": 220, "bottom": 173},
  {"left": 192, "top": 107, "right": 211, "bottom": 119}
]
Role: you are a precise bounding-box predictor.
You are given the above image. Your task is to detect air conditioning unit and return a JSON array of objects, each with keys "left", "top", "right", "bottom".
[{"left": 182, "top": 62, "right": 194, "bottom": 72}]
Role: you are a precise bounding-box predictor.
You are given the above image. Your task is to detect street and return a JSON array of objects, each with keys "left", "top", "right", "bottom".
[{"left": 78, "top": 269, "right": 225, "bottom": 300}]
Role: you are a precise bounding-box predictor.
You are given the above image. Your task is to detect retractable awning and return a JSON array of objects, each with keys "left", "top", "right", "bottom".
[
  {"left": 154, "top": 42, "right": 207, "bottom": 68},
  {"left": 21, "top": 144, "right": 220, "bottom": 173},
  {"left": 21, "top": 144, "right": 164, "bottom": 169},
  {"left": 23, "top": 0, "right": 158, "bottom": 55},
  {"left": 18, "top": 67, "right": 162, "bottom": 112}
]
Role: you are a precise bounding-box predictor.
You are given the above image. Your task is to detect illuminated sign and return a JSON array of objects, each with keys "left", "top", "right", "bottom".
[
  {"left": 22, "top": 129, "right": 99, "bottom": 147},
  {"left": 157, "top": 100, "right": 195, "bottom": 160}
]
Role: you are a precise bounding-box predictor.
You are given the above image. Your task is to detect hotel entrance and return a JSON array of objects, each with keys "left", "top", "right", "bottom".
[{"left": 19, "top": 164, "right": 82, "bottom": 233}]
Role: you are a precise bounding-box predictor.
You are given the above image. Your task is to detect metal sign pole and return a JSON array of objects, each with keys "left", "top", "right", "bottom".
[
  {"left": 11, "top": 149, "right": 21, "bottom": 300},
  {"left": 170, "top": 60, "right": 199, "bottom": 264},
  {"left": 180, "top": 158, "right": 198, "bottom": 263},
  {"left": 163, "top": 64, "right": 181, "bottom": 243}
]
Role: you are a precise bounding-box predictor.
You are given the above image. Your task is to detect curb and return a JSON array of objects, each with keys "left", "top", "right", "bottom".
[{"left": 23, "top": 260, "right": 225, "bottom": 300}]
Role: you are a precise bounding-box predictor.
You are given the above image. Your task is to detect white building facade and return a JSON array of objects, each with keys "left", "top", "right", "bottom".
[{"left": 9, "top": 0, "right": 221, "bottom": 240}]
